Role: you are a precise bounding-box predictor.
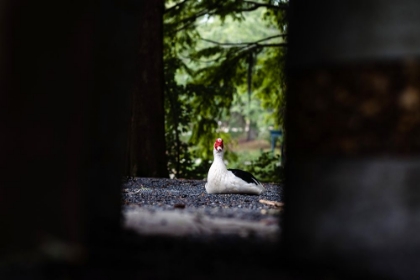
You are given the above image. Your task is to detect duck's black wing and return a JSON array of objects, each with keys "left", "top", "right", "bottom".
[{"left": 227, "top": 169, "right": 261, "bottom": 185}]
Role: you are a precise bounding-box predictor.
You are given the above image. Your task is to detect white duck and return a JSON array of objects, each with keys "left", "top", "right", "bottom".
[{"left": 205, "top": 138, "right": 265, "bottom": 195}]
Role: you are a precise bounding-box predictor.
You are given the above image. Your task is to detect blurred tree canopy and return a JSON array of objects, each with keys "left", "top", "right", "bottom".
[{"left": 164, "top": 0, "right": 288, "bottom": 180}]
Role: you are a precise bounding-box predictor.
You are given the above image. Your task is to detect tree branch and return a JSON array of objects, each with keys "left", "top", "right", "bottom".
[
  {"left": 165, "top": 0, "right": 191, "bottom": 14},
  {"left": 201, "top": 34, "right": 286, "bottom": 47},
  {"left": 173, "top": 21, "right": 196, "bottom": 33},
  {"left": 257, "top": 43, "right": 288, "bottom": 47},
  {"left": 168, "top": 6, "right": 219, "bottom": 33},
  {"left": 253, "top": 34, "right": 287, "bottom": 43},
  {"left": 170, "top": 10, "right": 211, "bottom": 33},
  {"left": 242, "top": 1, "right": 289, "bottom": 11},
  {"left": 166, "top": 1, "right": 288, "bottom": 33}
]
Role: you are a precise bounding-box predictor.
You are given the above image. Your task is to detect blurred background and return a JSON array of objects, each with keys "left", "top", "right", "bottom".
[{"left": 162, "top": 0, "right": 287, "bottom": 182}]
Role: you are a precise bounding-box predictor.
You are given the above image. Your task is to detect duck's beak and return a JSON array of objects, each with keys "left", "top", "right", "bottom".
[{"left": 216, "top": 146, "right": 223, "bottom": 151}]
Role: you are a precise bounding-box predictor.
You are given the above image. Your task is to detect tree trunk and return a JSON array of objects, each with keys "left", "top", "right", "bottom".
[{"left": 126, "top": 0, "right": 168, "bottom": 178}]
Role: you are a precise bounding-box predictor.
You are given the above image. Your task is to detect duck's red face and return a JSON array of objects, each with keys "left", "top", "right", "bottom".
[{"left": 214, "top": 138, "right": 224, "bottom": 152}]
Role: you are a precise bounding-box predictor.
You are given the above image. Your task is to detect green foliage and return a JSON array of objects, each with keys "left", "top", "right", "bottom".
[
  {"left": 247, "top": 151, "right": 284, "bottom": 183},
  {"left": 163, "top": 0, "right": 288, "bottom": 179}
]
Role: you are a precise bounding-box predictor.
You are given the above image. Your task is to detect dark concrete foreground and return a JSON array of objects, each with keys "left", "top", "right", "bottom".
[
  {"left": 121, "top": 177, "right": 283, "bottom": 242},
  {"left": 1, "top": 178, "right": 294, "bottom": 280}
]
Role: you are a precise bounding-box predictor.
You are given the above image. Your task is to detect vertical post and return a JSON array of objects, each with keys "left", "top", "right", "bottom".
[
  {"left": 127, "top": 0, "right": 169, "bottom": 178},
  {"left": 0, "top": 0, "right": 133, "bottom": 263},
  {"left": 285, "top": 0, "right": 420, "bottom": 278}
]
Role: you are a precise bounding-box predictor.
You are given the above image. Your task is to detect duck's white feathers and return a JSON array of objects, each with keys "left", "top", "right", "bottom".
[{"left": 205, "top": 146, "right": 264, "bottom": 195}]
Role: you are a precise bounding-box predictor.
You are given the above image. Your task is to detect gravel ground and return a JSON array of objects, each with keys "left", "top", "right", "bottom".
[
  {"left": 122, "top": 177, "right": 283, "bottom": 221},
  {"left": 121, "top": 177, "right": 283, "bottom": 241}
]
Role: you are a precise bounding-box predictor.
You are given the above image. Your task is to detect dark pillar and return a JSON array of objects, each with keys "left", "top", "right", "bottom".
[
  {"left": 285, "top": 1, "right": 420, "bottom": 279},
  {"left": 0, "top": 0, "right": 133, "bottom": 265},
  {"left": 126, "top": 0, "right": 169, "bottom": 178}
]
